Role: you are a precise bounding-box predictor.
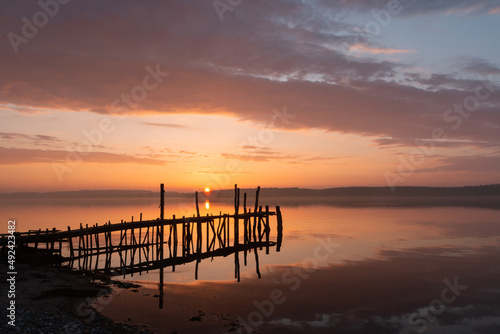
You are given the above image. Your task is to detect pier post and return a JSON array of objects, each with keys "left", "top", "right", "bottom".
[
  {"left": 67, "top": 226, "right": 74, "bottom": 258},
  {"left": 160, "top": 183, "right": 165, "bottom": 221},
  {"left": 253, "top": 186, "right": 260, "bottom": 239},
  {"left": 234, "top": 184, "right": 239, "bottom": 246},
  {"left": 160, "top": 184, "right": 165, "bottom": 260},
  {"left": 195, "top": 191, "right": 202, "bottom": 252},
  {"left": 45, "top": 228, "right": 49, "bottom": 250},
  {"left": 243, "top": 192, "right": 248, "bottom": 266},
  {"left": 243, "top": 192, "right": 247, "bottom": 243},
  {"left": 51, "top": 227, "right": 56, "bottom": 252},
  {"left": 265, "top": 206, "right": 270, "bottom": 254},
  {"left": 276, "top": 206, "right": 283, "bottom": 252}
]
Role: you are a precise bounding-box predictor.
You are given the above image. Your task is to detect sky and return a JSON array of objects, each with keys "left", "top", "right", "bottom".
[{"left": 0, "top": 0, "right": 499, "bottom": 192}]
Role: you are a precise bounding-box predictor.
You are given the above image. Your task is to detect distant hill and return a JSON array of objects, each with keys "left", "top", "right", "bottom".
[
  {"left": 219, "top": 184, "right": 500, "bottom": 198},
  {"left": 0, "top": 184, "right": 498, "bottom": 199},
  {"left": 0, "top": 190, "right": 188, "bottom": 199}
]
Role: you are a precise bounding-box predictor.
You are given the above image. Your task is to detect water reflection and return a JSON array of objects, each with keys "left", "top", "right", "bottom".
[
  {"left": 100, "top": 242, "right": 500, "bottom": 334},
  {"left": 4, "top": 196, "right": 500, "bottom": 332}
]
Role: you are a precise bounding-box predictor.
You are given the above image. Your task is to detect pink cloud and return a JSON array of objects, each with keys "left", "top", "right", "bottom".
[
  {"left": 488, "top": 7, "right": 500, "bottom": 14},
  {"left": 349, "top": 44, "right": 417, "bottom": 55}
]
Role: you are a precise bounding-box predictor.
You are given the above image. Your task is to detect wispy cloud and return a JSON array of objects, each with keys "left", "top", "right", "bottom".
[
  {"left": 222, "top": 146, "right": 346, "bottom": 163},
  {"left": 0, "top": 147, "right": 166, "bottom": 165},
  {"left": 349, "top": 44, "right": 417, "bottom": 55},
  {"left": 330, "top": 0, "right": 500, "bottom": 16},
  {"left": 456, "top": 57, "right": 500, "bottom": 75},
  {"left": 0, "top": 132, "right": 62, "bottom": 145},
  {"left": 142, "top": 122, "right": 189, "bottom": 129},
  {"left": 416, "top": 155, "right": 500, "bottom": 173},
  {"left": 489, "top": 7, "right": 500, "bottom": 14}
]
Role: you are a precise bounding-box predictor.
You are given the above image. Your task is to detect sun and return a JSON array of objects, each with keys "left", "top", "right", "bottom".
[{"left": 204, "top": 187, "right": 211, "bottom": 193}]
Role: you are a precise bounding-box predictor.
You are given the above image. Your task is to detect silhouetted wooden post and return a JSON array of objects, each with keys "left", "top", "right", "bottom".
[
  {"left": 160, "top": 183, "right": 165, "bottom": 221},
  {"left": 234, "top": 184, "right": 239, "bottom": 246},
  {"left": 182, "top": 216, "right": 186, "bottom": 257},
  {"left": 160, "top": 184, "right": 165, "bottom": 260},
  {"left": 258, "top": 206, "right": 263, "bottom": 246},
  {"left": 95, "top": 229, "right": 100, "bottom": 254},
  {"left": 206, "top": 215, "right": 210, "bottom": 252},
  {"left": 173, "top": 214, "right": 177, "bottom": 272},
  {"left": 78, "top": 224, "right": 83, "bottom": 257},
  {"left": 253, "top": 186, "right": 260, "bottom": 237},
  {"left": 67, "top": 226, "right": 74, "bottom": 258},
  {"left": 195, "top": 191, "right": 200, "bottom": 217},
  {"left": 276, "top": 206, "right": 283, "bottom": 252},
  {"left": 243, "top": 192, "right": 248, "bottom": 265},
  {"left": 104, "top": 225, "right": 108, "bottom": 253},
  {"left": 195, "top": 191, "right": 202, "bottom": 251},
  {"left": 226, "top": 214, "right": 230, "bottom": 246},
  {"left": 243, "top": 192, "right": 247, "bottom": 244},
  {"left": 51, "top": 227, "right": 56, "bottom": 252},
  {"left": 108, "top": 222, "right": 113, "bottom": 250},
  {"left": 120, "top": 220, "right": 124, "bottom": 247},
  {"left": 265, "top": 206, "right": 270, "bottom": 254},
  {"left": 234, "top": 185, "right": 241, "bottom": 282}
]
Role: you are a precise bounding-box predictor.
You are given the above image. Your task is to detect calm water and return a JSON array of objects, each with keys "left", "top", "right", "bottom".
[{"left": 2, "top": 197, "right": 500, "bottom": 333}]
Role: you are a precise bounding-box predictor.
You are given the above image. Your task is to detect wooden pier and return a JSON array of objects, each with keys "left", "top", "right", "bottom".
[{"left": 0, "top": 184, "right": 283, "bottom": 281}]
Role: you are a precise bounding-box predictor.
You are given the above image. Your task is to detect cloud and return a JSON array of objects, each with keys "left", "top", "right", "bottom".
[
  {"left": 137, "top": 146, "right": 197, "bottom": 159},
  {"left": 456, "top": 57, "right": 500, "bottom": 75},
  {"left": 142, "top": 122, "right": 189, "bottom": 129},
  {"left": 0, "top": 132, "right": 63, "bottom": 146},
  {"left": 191, "top": 170, "right": 250, "bottom": 175},
  {"left": 0, "top": 105, "right": 53, "bottom": 114},
  {"left": 373, "top": 138, "right": 402, "bottom": 147},
  {"left": 489, "top": 7, "right": 500, "bottom": 14},
  {"left": 222, "top": 146, "right": 345, "bottom": 163},
  {"left": 417, "top": 155, "right": 500, "bottom": 173},
  {"left": 374, "top": 137, "right": 499, "bottom": 149},
  {"left": 0, "top": 147, "right": 166, "bottom": 165},
  {"left": 321, "top": 0, "right": 500, "bottom": 16},
  {"left": 0, "top": 0, "right": 499, "bottom": 152},
  {"left": 349, "top": 44, "right": 417, "bottom": 55},
  {"left": 221, "top": 152, "right": 296, "bottom": 162}
]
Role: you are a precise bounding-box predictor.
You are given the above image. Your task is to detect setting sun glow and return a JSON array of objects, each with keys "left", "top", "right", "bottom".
[{"left": 204, "top": 187, "right": 211, "bottom": 193}]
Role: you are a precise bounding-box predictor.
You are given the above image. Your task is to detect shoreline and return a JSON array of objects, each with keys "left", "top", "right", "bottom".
[
  {"left": 0, "top": 254, "right": 243, "bottom": 333},
  {"left": 0, "top": 255, "right": 156, "bottom": 334}
]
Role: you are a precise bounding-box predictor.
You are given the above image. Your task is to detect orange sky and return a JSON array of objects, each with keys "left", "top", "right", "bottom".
[{"left": 1, "top": 1, "right": 499, "bottom": 192}]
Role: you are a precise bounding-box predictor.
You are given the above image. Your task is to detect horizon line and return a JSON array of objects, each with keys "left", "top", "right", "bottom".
[{"left": 1, "top": 183, "right": 499, "bottom": 195}]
